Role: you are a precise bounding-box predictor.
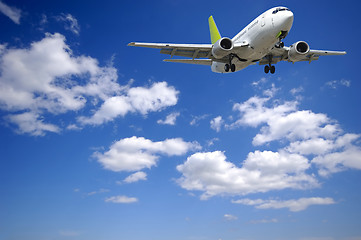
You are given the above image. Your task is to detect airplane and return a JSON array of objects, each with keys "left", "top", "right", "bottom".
[{"left": 128, "top": 6, "right": 346, "bottom": 74}]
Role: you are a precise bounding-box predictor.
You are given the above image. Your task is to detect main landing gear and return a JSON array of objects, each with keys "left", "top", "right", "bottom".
[
  {"left": 224, "top": 63, "right": 236, "bottom": 72},
  {"left": 264, "top": 65, "right": 275, "bottom": 74},
  {"left": 264, "top": 54, "right": 275, "bottom": 74},
  {"left": 224, "top": 54, "right": 246, "bottom": 72}
]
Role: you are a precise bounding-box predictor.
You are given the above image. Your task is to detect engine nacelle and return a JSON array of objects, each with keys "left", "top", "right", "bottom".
[
  {"left": 288, "top": 41, "right": 310, "bottom": 62},
  {"left": 212, "top": 37, "right": 234, "bottom": 59}
]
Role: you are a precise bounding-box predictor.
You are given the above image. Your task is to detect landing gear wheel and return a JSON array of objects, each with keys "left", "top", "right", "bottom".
[
  {"left": 264, "top": 65, "right": 270, "bottom": 74},
  {"left": 224, "top": 64, "right": 230, "bottom": 72},
  {"left": 231, "top": 64, "right": 236, "bottom": 72},
  {"left": 270, "top": 65, "right": 275, "bottom": 74}
]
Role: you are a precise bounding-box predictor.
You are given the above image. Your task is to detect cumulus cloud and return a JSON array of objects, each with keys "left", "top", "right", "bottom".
[
  {"left": 177, "top": 86, "right": 361, "bottom": 200},
  {"left": 232, "top": 197, "right": 335, "bottom": 212},
  {"left": 0, "top": 33, "right": 179, "bottom": 135},
  {"left": 5, "top": 112, "right": 60, "bottom": 136},
  {"left": 0, "top": 1, "right": 21, "bottom": 24},
  {"left": 123, "top": 171, "right": 147, "bottom": 183},
  {"left": 105, "top": 195, "right": 138, "bottom": 204},
  {"left": 157, "top": 112, "right": 180, "bottom": 125},
  {"left": 94, "top": 136, "right": 201, "bottom": 172},
  {"left": 176, "top": 151, "right": 318, "bottom": 200},
  {"left": 78, "top": 82, "right": 179, "bottom": 125},
  {"left": 229, "top": 91, "right": 361, "bottom": 176},
  {"left": 210, "top": 116, "right": 224, "bottom": 132}
]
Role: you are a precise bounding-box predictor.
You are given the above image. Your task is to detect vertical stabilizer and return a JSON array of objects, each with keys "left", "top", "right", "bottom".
[{"left": 208, "top": 16, "right": 221, "bottom": 44}]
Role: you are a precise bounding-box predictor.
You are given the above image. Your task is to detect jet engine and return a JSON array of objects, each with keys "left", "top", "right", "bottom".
[
  {"left": 288, "top": 41, "right": 310, "bottom": 62},
  {"left": 212, "top": 37, "right": 234, "bottom": 59}
]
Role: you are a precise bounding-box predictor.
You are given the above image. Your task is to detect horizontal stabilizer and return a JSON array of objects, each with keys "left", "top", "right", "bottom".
[{"left": 164, "top": 59, "right": 212, "bottom": 66}]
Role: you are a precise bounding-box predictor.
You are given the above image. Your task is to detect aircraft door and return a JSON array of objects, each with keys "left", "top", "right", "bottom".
[{"left": 261, "top": 15, "right": 265, "bottom": 27}]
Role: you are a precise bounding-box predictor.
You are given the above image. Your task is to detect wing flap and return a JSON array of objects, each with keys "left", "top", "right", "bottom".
[
  {"left": 163, "top": 59, "right": 212, "bottom": 66},
  {"left": 128, "top": 42, "right": 212, "bottom": 59}
]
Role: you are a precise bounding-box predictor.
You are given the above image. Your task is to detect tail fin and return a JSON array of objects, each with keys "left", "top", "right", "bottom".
[{"left": 208, "top": 16, "right": 221, "bottom": 44}]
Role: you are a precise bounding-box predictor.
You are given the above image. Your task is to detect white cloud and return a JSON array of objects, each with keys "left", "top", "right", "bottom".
[
  {"left": 157, "top": 112, "right": 180, "bottom": 125},
  {"left": 123, "top": 171, "right": 147, "bottom": 183},
  {"left": 210, "top": 116, "right": 224, "bottom": 132},
  {"left": 78, "top": 82, "right": 179, "bottom": 126},
  {"left": 232, "top": 197, "right": 336, "bottom": 212},
  {"left": 0, "top": 1, "right": 21, "bottom": 24},
  {"left": 176, "top": 151, "right": 318, "bottom": 200},
  {"left": 207, "top": 138, "right": 219, "bottom": 147},
  {"left": 177, "top": 87, "right": 361, "bottom": 200},
  {"left": 290, "top": 86, "right": 304, "bottom": 95},
  {"left": 228, "top": 90, "right": 361, "bottom": 177},
  {"left": 127, "top": 82, "right": 179, "bottom": 115},
  {"left": 224, "top": 214, "right": 238, "bottom": 221},
  {"left": 251, "top": 77, "right": 267, "bottom": 88},
  {"left": 56, "top": 13, "right": 80, "bottom": 35},
  {"left": 105, "top": 195, "right": 138, "bottom": 204},
  {"left": 94, "top": 136, "right": 201, "bottom": 172},
  {"left": 325, "top": 79, "right": 351, "bottom": 89},
  {"left": 87, "top": 188, "right": 109, "bottom": 196},
  {"left": 313, "top": 146, "right": 361, "bottom": 177},
  {"left": 0, "top": 33, "right": 179, "bottom": 135},
  {"left": 190, "top": 114, "right": 209, "bottom": 126},
  {"left": 229, "top": 96, "right": 297, "bottom": 129},
  {"left": 77, "top": 96, "right": 132, "bottom": 125},
  {"left": 5, "top": 112, "right": 60, "bottom": 136}
]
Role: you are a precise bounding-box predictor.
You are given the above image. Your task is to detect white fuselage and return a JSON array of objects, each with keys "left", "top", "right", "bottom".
[{"left": 211, "top": 7, "right": 294, "bottom": 73}]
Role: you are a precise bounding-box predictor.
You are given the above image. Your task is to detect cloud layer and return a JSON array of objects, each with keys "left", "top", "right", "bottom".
[
  {"left": 0, "top": 33, "right": 179, "bottom": 135},
  {"left": 176, "top": 88, "right": 361, "bottom": 201},
  {"left": 232, "top": 197, "right": 335, "bottom": 212}
]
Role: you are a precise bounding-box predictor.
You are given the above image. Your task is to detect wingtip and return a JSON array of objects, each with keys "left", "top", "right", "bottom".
[{"left": 127, "top": 42, "right": 135, "bottom": 46}]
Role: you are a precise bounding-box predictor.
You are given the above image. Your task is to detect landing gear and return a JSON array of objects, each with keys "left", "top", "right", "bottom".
[
  {"left": 224, "top": 63, "right": 236, "bottom": 72},
  {"left": 264, "top": 55, "right": 275, "bottom": 74},
  {"left": 275, "top": 30, "right": 288, "bottom": 48},
  {"left": 264, "top": 65, "right": 275, "bottom": 74},
  {"left": 275, "top": 41, "right": 284, "bottom": 48},
  {"left": 224, "top": 53, "right": 245, "bottom": 72}
]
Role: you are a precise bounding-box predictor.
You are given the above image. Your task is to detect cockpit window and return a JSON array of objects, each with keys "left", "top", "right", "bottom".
[{"left": 272, "top": 8, "right": 290, "bottom": 14}]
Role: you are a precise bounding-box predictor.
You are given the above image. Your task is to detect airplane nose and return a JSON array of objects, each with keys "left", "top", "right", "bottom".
[
  {"left": 281, "top": 11, "right": 294, "bottom": 30},
  {"left": 286, "top": 11, "right": 294, "bottom": 22}
]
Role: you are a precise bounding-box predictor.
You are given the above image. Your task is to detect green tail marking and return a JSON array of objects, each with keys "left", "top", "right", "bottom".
[{"left": 208, "top": 16, "right": 221, "bottom": 44}]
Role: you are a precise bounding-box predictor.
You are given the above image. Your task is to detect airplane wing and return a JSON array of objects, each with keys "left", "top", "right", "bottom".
[
  {"left": 128, "top": 42, "right": 213, "bottom": 59},
  {"left": 258, "top": 46, "right": 346, "bottom": 65},
  {"left": 128, "top": 42, "right": 249, "bottom": 63}
]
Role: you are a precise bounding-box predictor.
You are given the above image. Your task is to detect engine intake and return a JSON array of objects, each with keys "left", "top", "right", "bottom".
[
  {"left": 212, "top": 37, "right": 234, "bottom": 59},
  {"left": 288, "top": 41, "right": 310, "bottom": 62}
]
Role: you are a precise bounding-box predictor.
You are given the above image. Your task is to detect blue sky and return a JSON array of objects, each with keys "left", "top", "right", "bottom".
[{"left": 1, "top": 0, "right": 361, "bottom": 240}]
